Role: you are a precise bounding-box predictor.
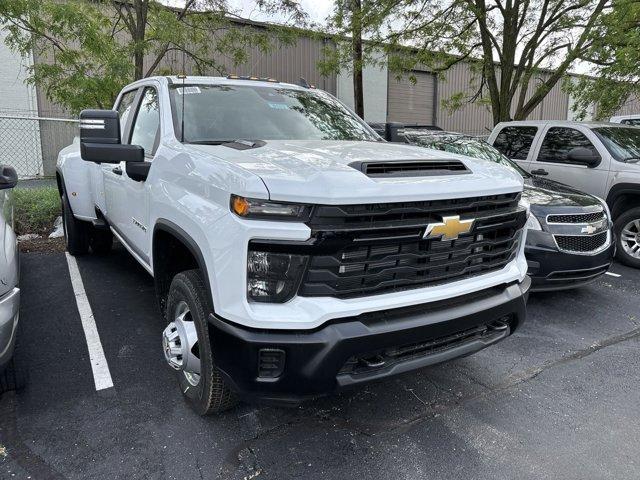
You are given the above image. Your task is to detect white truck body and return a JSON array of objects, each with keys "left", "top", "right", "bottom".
[{"left": 57, "top": 76, "right": 530, "bottom": 410}]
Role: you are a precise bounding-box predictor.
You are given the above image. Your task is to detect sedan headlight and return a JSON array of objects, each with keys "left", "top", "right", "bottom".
[
  {"left": 525, "top": 214, "right": 542, "bottom": 231},
  {"left": 247, "top": 248, "right": 308, "bottom": 303},
  {"left": 595, "top": 196, "right": 612, "bottom": 221},
  {"left": 231, "top": 195, "right": 311, "bottom": 221}
]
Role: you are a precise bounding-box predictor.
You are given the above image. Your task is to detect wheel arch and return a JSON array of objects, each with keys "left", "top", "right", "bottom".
[
  {"left": 606, "top": 183, "right": 640, "bottom": 220},
  {"left": 152, "top": 219, "right": 214, "bottom": 316}
]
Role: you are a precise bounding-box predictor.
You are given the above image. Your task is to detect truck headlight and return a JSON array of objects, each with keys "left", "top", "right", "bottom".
[
  {"left": 231, "top": 195, "right": 311, "bottom": 221},
  {"left": 247, "top": 249, "right": 308, "bottom": 302}
]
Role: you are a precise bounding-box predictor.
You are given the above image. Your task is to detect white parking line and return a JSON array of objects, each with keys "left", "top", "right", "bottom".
[
  {"left": 605, "top": 272, "right": 622, "bottom": 278},
  {"left": 65, "top": 252, "right": 114, "bottom": 391}
]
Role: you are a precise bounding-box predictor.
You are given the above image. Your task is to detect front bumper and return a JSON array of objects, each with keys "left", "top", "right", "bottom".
[
  {"left": 525, "top": 231, "right": 615, "bottom": 292},
  {"left": 0, "top": 287, "right": 20, "bottom": 370},
  {"left": 208, "top": 277, "right": 530, "bottom": 405}
]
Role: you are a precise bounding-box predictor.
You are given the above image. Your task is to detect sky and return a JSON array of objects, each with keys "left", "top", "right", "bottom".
[{"left": 164, "top": 0, "right": 334, "bottom": 24}]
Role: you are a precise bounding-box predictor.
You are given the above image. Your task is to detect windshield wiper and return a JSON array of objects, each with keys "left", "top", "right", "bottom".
[
  {"left": 186, "top": 139, "right": 238, "bottom": 145},
  {"left": 622, "top": 156, "right": 640, "bottom": 163}
]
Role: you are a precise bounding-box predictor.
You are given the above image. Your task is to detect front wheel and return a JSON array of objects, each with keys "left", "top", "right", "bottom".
[
  {"left": 162, "top": 269, "right": 237, "bottom": 415},
  {"left": 614, "top": 207, "right": 640, "bottom": 268}
]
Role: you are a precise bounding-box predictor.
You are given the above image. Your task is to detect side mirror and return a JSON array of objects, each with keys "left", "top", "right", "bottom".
[
  {"left": 567, "top": 147, "right": 601, "bottom": 168},
  {"left": 0, "top": 165, "right": 18, "bottom": 190},
  {"left": 386, "top": 122, "right": 406, "bottom": 142},
  {"left": 79, "top": 109, "right": 144, "bottom": 164}
]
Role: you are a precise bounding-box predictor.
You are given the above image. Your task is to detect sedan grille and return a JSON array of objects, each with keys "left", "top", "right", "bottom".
[
  {"left": 555, "top": 231, "right": 609, "bottom": 253},
  {"left": 547, "top": 211, "right": 605, "bottom": 224}
]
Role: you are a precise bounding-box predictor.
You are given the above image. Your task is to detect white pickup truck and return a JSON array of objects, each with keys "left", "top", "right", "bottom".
[{"left": 57, "top": 76, "right": 531, "bottom": 414}]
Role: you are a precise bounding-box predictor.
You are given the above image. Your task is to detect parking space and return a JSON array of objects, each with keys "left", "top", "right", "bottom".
[{"left": 1, "top": 247, "right": 640, "bottom": 479}]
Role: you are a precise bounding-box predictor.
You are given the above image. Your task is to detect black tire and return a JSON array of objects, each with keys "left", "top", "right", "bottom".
[
  {"left": 0, "top": 357, "right": 27, "bottom": 394},
  {"left": 89, "top": 228, "right": 113, "bottom": 254},
  {"left": 165, "top": 269, "right": 237, "bottom": 415},
  {"left": 61, "top": 194, "right": 89, "bottom": 256},
  {"left": 614, "top": 206, "right": 640, "bottom": 268}
]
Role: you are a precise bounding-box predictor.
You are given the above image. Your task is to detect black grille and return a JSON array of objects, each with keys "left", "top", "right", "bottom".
[
  {"left": 298, "top": 193, "right": 525, "bottom": 298},
  {"left": 353, "top": 159, "right": 469, "bottom": 177},
  {"left": 547, "top": 210, "right": 605, "bottom": 224},
  {"left": 555, "top": 232, "right": 608, "bottom": 252}
]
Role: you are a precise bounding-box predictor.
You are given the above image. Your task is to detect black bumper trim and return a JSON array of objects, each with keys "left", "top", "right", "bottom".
[{"left": 208, "top": 277, "right": 531, "bottom": 405}]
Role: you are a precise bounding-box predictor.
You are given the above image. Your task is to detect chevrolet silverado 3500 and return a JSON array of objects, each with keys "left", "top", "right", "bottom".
[{"left": 57, "top": 76, "right": 531, "bottom": 414}]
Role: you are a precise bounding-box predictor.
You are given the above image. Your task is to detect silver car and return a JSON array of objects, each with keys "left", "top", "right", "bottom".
[{"left": 0, "top": 165, "right": 20, "bottom": 391}]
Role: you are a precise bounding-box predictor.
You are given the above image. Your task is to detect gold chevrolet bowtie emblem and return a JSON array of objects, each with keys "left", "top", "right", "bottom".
[{"left": 424, "top": 215, "right": 475, "bottom": 241}]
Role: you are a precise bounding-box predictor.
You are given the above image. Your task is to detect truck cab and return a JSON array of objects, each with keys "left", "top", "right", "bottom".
[{"left": 58, "top": 76, "right": 531, "bottom": 414}]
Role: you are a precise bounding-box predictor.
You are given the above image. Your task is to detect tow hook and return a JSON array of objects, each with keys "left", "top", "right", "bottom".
[
  {"left": 359, "top": 354, "right": 386, "bottom": 368},
  {"left": 488, "top": 317, "right": 510, "bottom": 331}
]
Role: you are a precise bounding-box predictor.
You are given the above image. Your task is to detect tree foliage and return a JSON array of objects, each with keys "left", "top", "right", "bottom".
[
  {"left": 568, "top": 0, "right": 640, "bottom": 119},
  {"left": 373, "top": 0, "right": 609, "bottom": 124},
  {"left": 0, "top": 0, "right": 305, "bottom": 113}
]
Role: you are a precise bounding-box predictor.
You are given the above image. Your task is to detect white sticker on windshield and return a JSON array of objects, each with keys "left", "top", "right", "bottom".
[
  {"left": 176, "top": 86, "right": 201, "bottom": 95},
  {"left": 268, "top": 102, "right": 289, "bottom": 110}
]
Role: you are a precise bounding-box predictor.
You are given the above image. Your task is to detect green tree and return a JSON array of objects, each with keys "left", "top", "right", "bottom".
[
  {"left": 568, "top": 0, "right": 640, "bottom": 119},
  {"left": 318, "top": 1, "right": 395, "bottom": 119},
  {"left": 0, "top": 0, "right": 305, "bottom": 113},
  {"left": 376, "top": 0, "right": 609, "bottom": 124}
]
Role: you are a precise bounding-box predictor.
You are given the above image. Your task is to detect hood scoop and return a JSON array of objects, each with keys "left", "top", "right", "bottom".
[{"left": 351, "top": 159, "right": 470, "bottom": 177}]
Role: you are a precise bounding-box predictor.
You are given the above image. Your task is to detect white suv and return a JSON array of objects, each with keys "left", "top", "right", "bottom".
[{"left": 488, "top": 121, "right": 640, "bottom": 267}]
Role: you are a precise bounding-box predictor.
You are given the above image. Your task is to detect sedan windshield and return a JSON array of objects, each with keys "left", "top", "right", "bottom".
[
  {"left": 593, "top": 126, "right": 640, "bottom": 162},
  {"left": 405, "top": 133, "right": 531, "bottom": 177},
  {"left": 170, "top": 84, "right": 379, "bottom": 143}
]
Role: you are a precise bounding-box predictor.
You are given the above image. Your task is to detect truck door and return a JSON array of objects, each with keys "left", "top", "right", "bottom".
[
  {"left": 530, "top": 126, "right": 610, "bottom": 198},
  {"left": 104, "top": 86, "right": 160, "bottom": 265},
  {"left": 491, "top": 125, "right": 539, "bottom": 172},
  {"left": 102, "top": 87, "right": 138, "bottom": 239}
]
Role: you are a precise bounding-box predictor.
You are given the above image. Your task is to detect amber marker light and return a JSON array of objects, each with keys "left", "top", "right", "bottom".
[{"left": 231, "top": 195, "right": 251, "bottom": 216}]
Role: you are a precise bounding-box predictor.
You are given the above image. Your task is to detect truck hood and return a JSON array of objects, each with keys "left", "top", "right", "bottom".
[{"left": 189, "top": 140, "right": 524, "bottom": 204}]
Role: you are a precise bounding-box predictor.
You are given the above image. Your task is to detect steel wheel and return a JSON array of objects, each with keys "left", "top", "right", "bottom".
[
  {"left": 620, "top": 219, "right": 640, "bottom": 259},
  {"left": 162, "top": 300, "right": 201, "bottom": 387}
]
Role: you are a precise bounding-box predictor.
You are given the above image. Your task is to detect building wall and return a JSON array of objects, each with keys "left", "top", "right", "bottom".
[
  {"left": 336, "top": 50, "right": 388, "bottom": 122},
  {"left": 0, "top": 30, "right": 42, "bottom": 177}
]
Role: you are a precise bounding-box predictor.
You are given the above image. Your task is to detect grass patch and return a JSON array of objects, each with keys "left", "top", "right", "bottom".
[{"left": 13, "top": 187, "right": 61, "bottom": 236}]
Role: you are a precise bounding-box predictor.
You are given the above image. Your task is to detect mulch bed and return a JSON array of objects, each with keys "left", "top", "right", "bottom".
[{"left": 18, "top": 237, "right": 66, "bottom": 254}]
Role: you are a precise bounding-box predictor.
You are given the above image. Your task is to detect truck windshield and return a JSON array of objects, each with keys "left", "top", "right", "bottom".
[
  {"left": 593, "top": 126, "right": 640, "bottom": 162},
  {"left": 169, "top": 84, "right": 379, "bottom": 143}
]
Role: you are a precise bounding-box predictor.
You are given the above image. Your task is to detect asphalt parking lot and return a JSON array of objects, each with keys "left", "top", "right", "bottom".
[{"left": 1, "top": 247, "right": 640, "bottom": 480}]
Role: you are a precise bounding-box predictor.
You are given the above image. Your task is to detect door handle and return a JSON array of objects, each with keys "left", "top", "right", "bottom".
[
  {"left": 112, "top": 166, "right": 123, "bottom": 175},
  {"left": 531, "top": 169, "right": 548, "bottom": 176}
]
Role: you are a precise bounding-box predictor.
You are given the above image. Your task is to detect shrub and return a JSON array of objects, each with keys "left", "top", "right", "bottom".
[{"left": 12, "top": 187, "right": 61, "bottom": 235}]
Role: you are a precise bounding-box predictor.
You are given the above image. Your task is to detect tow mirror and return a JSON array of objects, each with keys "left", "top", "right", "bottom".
[
  {"left": 567, "top": 147, "right": 601, "bottom": 168},
  {"left": 79, "top": 109, "right": 144, "bottom": 164},
  {"left": 0, "top": 165, "right": 18, "bottom": 190}
]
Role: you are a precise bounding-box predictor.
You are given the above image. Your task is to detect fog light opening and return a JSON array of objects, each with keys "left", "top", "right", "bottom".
[{"left": 257, "top": 348, "right": 286, "bottom": 380}]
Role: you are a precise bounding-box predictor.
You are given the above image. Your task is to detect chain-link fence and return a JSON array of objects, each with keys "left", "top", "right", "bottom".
[{"left": 0, "top": 114, "right": 79, "bottom": 178}]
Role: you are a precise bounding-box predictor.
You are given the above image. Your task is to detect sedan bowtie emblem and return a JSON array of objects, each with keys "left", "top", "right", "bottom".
[
  {"left": 581, "top": 224, "right": 598, "bottom": 235},
  {"left": 424, "top": 215, "right": 475, "bottom": 241}
]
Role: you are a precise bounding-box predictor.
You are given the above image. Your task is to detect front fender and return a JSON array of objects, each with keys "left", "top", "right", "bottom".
[{"left": 57, "top": 141, "right": 98, "bottom": 220}]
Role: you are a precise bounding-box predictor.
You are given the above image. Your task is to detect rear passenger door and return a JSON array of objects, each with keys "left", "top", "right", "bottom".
[
  {"left": 532, "top": 126, "right": 609, "bottom": 197},
  {"left": 491, "top": 126, "right": 539, "bottom": 171}
]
